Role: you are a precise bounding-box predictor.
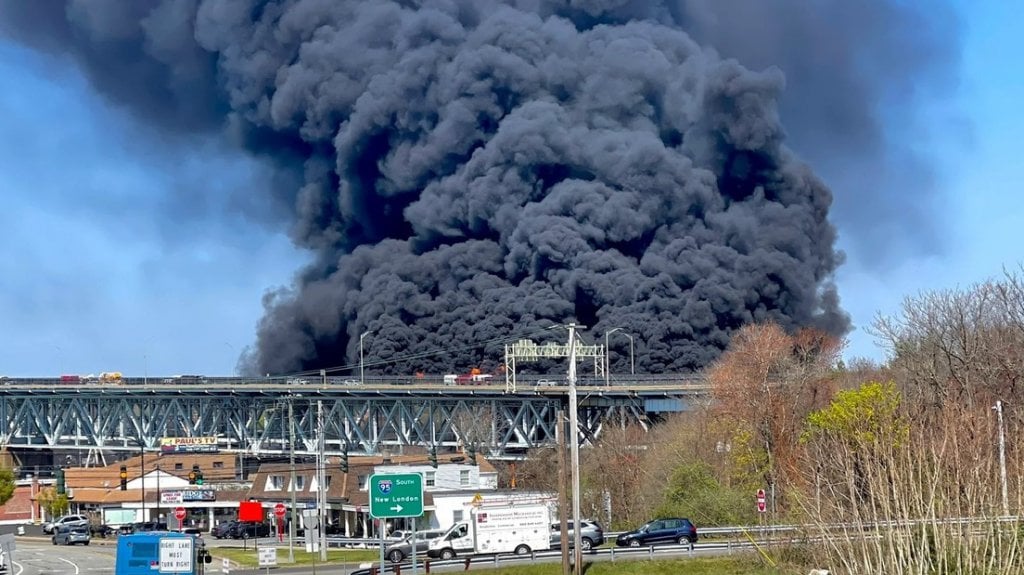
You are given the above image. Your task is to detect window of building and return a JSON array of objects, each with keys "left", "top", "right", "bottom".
[
  {"left": 213, "top": 461, "right": 224, "bottom": 469},
  {"left": 291, "top": 476, "right": 306, "bottom": 491},
  {"left": 267, "top": 475, "right": 285, "bottom": 491},
  {"left": 425, "top": 471, "right": 435, "bottom": 488},
  {"left": 174, "top": 463, "right": 183, "bottom": 471},
  {"left": 310, "top": 475, "right": 331, "bottom": 491},
  {"left": 453, "top": 510, "right": 464, "bottom": 522},
  {"left": 460, "top": 469, "right": 470, "bottom": 486},
  {"left": 359, "top": 475, "right": 368, "bottom": 490}
]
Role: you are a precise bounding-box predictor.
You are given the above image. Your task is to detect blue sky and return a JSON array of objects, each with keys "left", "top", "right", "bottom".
[{"left": 1, "top": 4, "right": 1020, "bottom": 377}]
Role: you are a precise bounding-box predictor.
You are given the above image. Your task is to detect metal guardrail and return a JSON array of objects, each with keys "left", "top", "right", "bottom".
[{"left": 347, "top": 539, "right": 759, "bottom": 574}]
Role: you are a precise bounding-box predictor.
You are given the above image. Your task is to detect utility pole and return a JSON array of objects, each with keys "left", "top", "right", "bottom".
[
  {"left": 155, "top": 463, "right": 161, "bottom": 524},
  {"left": 567, "top": 323, "right": 584, "bottom": 574},
  {"left": 288, "top": 400, "right": 297, "bottom": 563},
  {"left": 994, "top": 400, "right": 1009, "bottom": 516},
  {"left": 140, "top": 444, "right": 146, "bottom": 521},
  {"left": 317, "top": 400, "right": 327, "bottom": 561},
  {"left": 556, "top": 409, "right": 570, "bottom": 575}
]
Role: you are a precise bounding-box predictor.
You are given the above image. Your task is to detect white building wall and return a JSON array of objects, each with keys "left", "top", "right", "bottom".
[{"left": 373, "top": 464, "right": 484, "bottom": 492}]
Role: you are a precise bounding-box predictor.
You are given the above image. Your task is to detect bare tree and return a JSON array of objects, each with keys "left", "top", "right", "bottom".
[
  {"left": 707, "top": 323, "right": 841, "bottom": 507},
  {"left": 871, "top": 268, "right": 1024, "bottom": 418}
]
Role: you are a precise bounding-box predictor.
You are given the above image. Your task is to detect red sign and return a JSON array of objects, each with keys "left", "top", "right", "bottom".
[
  {"left": 238, "top": 501, "right": 264, "bottom": 522},
  {"left": 756, "top": 489, "right": 767, "bottom": 513},
  {"left": 174, "top": 507, "right": 187, "bottom": 521},
  {"left": 274, "top": 503, "right": 287, "bottom": 518}
]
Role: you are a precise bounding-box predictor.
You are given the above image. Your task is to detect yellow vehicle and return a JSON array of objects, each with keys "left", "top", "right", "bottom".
[{"left": 99, "top": 372, "right": 123, "bottom": 384}]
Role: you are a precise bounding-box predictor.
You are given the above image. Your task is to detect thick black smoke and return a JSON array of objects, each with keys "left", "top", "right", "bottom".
[{"left": 1, "top": 1, "right": 958, "bottom": 374}]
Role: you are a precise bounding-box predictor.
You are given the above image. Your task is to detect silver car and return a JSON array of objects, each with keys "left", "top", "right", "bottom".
[
  {"left": 385, "top": 529, "right": 447, "bottom": 563},
  {"left": 43, "top": 514, "right": 89, "bottom": 534},
  {"left": 550, "top": 520, "right": 605, "bottom": 551},
  {"left": 53, "top": 525, "right": 91, "bottom": 546}
]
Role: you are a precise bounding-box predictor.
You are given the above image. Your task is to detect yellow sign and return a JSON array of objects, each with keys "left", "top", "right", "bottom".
[{"left": 160, "top": 436, "right": 219, "bottom": 453}]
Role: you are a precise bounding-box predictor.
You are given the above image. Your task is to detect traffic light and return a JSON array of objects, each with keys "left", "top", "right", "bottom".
[
  {"left": 56, "top": 468, "right": 66, "bottom": 495},
  {"left": 119, "top": 465, "right": 128, "bottom": 491},
  {"left": 196, "top": 470, "right": 204, "bottom": 486},
  {"left": 189, "top": 464, "right": 199, "bottom": 485},
  {"left": 340, "top": 444, "right": 349, "bottom": 474},
  {"left": 428, "top": 446, "right": 438, "bottom": 469},
  {"left": 467, "top": 443, "right": 477, "bottom": 466}
]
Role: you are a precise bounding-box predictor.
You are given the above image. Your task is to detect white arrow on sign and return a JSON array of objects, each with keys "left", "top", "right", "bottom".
[{"left": 390, "top": 504, "right": 404, "bottom": 513}]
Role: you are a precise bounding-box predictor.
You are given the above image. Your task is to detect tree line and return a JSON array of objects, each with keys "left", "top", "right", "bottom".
[{"left": 518, "top": 267, "right": 1024, "bottom": 574}]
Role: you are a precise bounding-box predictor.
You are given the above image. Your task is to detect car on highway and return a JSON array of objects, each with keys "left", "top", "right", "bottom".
[
  {"left": 550, "top": 520, "right": 605, "bottom": 550},
  {"left": 53, "top": 525, "right": 91, "bottom": 546},
  {"left": 43, "top": 514, "right": 89, "bottom": 534},
  {"left": 384, "top": 529, "right": 447, "bottom": 563},
  {"left": 615, "top": 518, "right": 697, "bottom": 547}
]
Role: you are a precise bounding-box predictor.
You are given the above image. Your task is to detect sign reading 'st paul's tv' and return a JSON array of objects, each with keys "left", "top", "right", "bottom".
[{"left": 160, "top": 436, "right": 219, "bottom": 454}]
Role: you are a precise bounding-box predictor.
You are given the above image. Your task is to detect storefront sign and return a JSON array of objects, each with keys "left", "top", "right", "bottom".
[
  {"left": 162, "top": 490, "right": 216, "bottom": 503},
  {"left": 160, "top": 436, "right": 219, "bottom": 454}
]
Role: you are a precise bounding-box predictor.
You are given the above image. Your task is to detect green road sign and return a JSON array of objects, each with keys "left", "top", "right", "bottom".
[{"left": 369, "top": 473, "right": 424, "bottom": 518}]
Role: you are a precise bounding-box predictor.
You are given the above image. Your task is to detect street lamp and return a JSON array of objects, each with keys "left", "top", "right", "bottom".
[
  {"left": 604, "top": 328, "right": 621, "bottom": 386},
  {"left": 359, "top": 331, "right": 370, "bottom": 385},
  {"left": 604, "top": 329, "right": 635, "bottom": 384}
]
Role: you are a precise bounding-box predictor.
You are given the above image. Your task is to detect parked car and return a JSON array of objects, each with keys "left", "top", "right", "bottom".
[
  {"left": 43, "top": 514, "right": 89, "bottom": 534},
  {"left": 90, "top": 523, "right": 115, "bottom": 538},
  {"left": 385, "top": 529, "right": 447, "bottom": 563},
  {"left": 119, "top": 521, "right": 169, "bottom": 535},
  {"left": 53, "top": 525, "right": 91, "bottom": 546},
  {"left": 615, "top": 518, "right": 697, "bottom": 547},
  {"left": 231, "top": 522, "right": 271, "bottom": 539},
  {"left": 212, "top": 521, "right": 239, "bottom": 539},
  {"left": 550, "top": 520, "right": 605, "bottom": 550}
]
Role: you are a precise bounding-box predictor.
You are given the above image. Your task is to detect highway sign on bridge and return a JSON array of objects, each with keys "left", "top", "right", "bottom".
[{"left": 369, "top": 473, "right": 423, "bottom": 518}]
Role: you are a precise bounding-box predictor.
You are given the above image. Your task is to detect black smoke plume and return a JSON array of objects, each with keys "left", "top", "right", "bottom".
[{"left": 1, "top": 1, "right": 957, "bottom": 375}]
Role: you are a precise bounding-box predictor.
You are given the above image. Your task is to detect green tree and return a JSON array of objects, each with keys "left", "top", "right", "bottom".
[
  {"left": 804, "top": 381, "right": 906, "bottom": 446},
  {"left": 0, "top": 466, "right": 15, "bottom": 506},
  {"left": 655, "top": 462, "right": 758, "bottom": 526},
  {"left": 37, "top": 487, "right": 70, "bottom": 518}
]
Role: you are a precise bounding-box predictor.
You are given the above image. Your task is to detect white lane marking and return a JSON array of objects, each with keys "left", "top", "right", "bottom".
[
  {"left": 12, "top": 559, "right": 23, "bottom": 575},
  {"left": 58, "top": 556, "right": 81, "bottom": 574}
]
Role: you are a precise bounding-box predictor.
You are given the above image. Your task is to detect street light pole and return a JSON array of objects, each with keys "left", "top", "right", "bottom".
[
  {"left": 566, "top": 323, "right": 584, "bottom": 575},
  {"left": 359, "top": 331, "right": 370, "bottom": 385},
  {"left": 604, "top": 328, "right": 621, "bottom": 387},
  {"left": 994, "top": 400, "right": 1009, "bottom": 516}
]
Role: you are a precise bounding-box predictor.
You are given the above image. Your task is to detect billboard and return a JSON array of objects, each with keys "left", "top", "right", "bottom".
[{"left": 160, "top": 436, "right": 219, "bottom": 454}]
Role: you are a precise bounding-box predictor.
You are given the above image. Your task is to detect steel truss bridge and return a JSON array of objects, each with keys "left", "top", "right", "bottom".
[{"left": 0, "top": 379, "right": 708, "bottom": 462}]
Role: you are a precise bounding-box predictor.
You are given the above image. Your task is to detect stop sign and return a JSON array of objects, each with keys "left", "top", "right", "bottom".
[
  {"left": 174, "top": 507, "right": 187, "bottom": 521},
  {"left": 274, "top": 503, "right": 287, "bottom": 518},
  {"left": 756, "top": 489, "right": 767, "bottom": 513}
]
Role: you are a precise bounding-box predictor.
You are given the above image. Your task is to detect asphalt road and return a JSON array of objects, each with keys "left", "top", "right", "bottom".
[{"left": 8, "top": 538, "right": 118, "bottom": 575}]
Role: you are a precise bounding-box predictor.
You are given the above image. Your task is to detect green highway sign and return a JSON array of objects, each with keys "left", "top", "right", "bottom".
[{"left": 369, "top": 473, "right": 424, "bottom": 518}]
